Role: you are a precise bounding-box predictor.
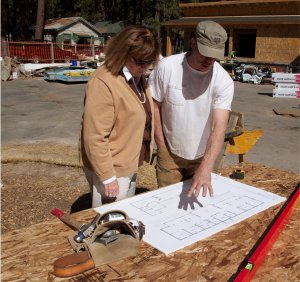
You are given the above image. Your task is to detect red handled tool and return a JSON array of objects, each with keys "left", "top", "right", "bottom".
[
  {"left": 51, "top": 207, "right": 82, "bottom": 230},
  {"left": 232, "top": 183, "right": 300, "bottom": 281}
]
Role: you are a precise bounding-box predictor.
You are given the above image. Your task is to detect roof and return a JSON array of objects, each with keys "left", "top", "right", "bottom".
[
  {"left": 179, "top": 0, "right": 300, "bottom": 8},
  {"left": 94, "top": 21, "right": 127, "bottom": 34},
  {"left": 94, "top": 21, "right": 111, "bottom": 29},
  {"left": 45, "top": 17, "right": 79, "bottom": 29},
  {"left": 44, "top": 17, "right": 102, "bottom": 36},
  {"left": 162, "top": 15, "right": 300, "bottom": 27}
]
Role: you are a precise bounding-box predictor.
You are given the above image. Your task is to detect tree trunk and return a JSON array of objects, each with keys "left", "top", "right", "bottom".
[
  {"left": 133, "top": 0, "right": 137, "bottom": 24},
  {"left": 139, "top": 0, "right": 143, "bottom": 24},
  {"left": 122, "top": 0, "right": 128, "bottom": 21},
  {"left": 154, "top": 0, "right": 161, "bottom": 35},
  {"left": 35, "top": 0, "right": 45, "bottom": 41}
]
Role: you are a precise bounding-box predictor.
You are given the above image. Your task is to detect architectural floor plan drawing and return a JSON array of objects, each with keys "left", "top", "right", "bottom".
[{"left": 95, "top": 173, "right": 285, "bottom": 255}]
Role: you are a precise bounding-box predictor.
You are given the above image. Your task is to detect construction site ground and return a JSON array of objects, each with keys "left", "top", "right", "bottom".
[
  {"left": 1, "top": 77, "right": 299, "bottom": 234},
  {"left": 1, "top": 76, "right": 300, "bottom": 281}
]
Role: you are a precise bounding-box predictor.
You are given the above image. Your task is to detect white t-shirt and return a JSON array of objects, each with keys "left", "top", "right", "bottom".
[{"left": 149, "top": 52, "right": 234, "bottom": 160}]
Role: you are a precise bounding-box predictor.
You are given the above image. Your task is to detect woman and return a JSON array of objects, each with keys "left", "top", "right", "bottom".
[{"left": 81, "top": 26, "right": 160, "bottom": 207}]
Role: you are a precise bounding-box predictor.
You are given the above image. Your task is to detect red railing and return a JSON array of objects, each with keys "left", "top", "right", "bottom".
[{"left": 5, "top": 41, "right": 105, "bottom": 63}]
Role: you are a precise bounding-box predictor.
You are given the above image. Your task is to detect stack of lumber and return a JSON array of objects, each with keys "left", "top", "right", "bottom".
[{"left": 272, "top": 73, "right": 300, "bottom": 98}]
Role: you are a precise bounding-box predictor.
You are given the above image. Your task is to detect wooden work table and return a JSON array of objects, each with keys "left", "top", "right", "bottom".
[{"left": 2, "top": 163, "right": 299, "bottom": 282}]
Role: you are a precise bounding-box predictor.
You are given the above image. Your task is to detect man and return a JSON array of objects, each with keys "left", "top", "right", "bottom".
[{"left": 148, "top": 20, "right": 234, "bottom": 198}]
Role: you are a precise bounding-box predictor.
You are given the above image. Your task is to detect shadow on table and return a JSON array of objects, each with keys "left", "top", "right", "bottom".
[
  {"left": 70, "top": 187, "right": 150, "bottom": 213},
  {"left": 135, "top": 187, "right": 150, "bottom": 195}
]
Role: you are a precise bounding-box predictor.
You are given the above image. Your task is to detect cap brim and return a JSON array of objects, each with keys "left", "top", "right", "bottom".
[{"left": 197, "top": 42, "right": 224, "bottom": 61}]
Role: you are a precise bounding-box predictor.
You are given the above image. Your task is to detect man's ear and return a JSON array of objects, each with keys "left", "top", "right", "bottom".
[{"left": 190, "top": 37, "right": 197, "bottom": 51}]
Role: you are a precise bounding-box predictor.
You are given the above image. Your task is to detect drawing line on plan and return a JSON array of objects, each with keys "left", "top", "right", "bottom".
[
  {"left": 131, "top": 192, "right": 264, "bottom": 240},
  {"left": 161, "top": 195, "right": 263, "bottom": 240}
]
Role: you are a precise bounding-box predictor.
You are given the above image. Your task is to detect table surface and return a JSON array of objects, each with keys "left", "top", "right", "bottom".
[{"left": 2, "top": 164, "right": 299, "bottom": 282}]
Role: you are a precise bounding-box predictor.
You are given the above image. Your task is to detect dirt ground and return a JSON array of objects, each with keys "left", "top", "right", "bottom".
[
  {"left": 2, "top": 157, "right": 300, "bottom": 281},
  {"left": 1, "top": 159, "right": 157, "bottom": 234},
  {"left": 1, "top": 78, "right": 299, "bottom": 236},
  {"left": 1, "top": 77, "right": 299, "bottom": 281},
  {"left": 2, "top": 154, "right": 299, "bottom": 235}
]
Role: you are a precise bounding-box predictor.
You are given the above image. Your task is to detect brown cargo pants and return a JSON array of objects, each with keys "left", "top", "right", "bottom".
[{"left": 156, "top": 144, "right": 202, "bottom": 188}]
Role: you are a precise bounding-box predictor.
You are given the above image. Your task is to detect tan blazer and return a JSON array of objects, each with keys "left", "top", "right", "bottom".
[{"left": 81, "top": 65, "right": 154, "bottom": 181}]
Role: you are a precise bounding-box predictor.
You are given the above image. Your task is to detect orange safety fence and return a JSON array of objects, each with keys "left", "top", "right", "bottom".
[{"left": 6, "top": 41, "right": 105, "bottom": 63}]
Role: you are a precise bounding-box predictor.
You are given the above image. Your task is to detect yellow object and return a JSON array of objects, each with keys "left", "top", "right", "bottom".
[
  {"left": 65, "top": 70, "right": 95, "bottom": 77},
  {"left": 231, "top": 169, "right": 245, "bottom": 179},
  {"left": 225, "top": 129, "right": 263, "bottom": 155}
]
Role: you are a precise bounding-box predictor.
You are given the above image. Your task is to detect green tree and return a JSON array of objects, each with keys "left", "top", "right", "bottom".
[
  {"left": 74, "top": 0, "right": 105, "bottom": 23},
  {"left": 143, "top": 0, "right": 182, "bottom": 31},
  {"left": 45, "top": 0, "right": 63, "bottom": 19},
  {"left": 1, "top": 0, "right": 182, "bottom": 40}
]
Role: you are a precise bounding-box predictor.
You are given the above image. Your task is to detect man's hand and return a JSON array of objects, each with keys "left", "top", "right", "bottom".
[
  {"left": 104, "top": 180, "right": 119, "bottom": 198},
  {"left": 188, "top": 167, "right": 213, "bottom": 198},
  {"left": 187, "top": 109, "right": 229, "bottom": 198}
]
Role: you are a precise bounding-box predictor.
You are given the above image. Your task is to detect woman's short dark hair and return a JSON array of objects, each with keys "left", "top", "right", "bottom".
[{"left": 104, "top": 25, "right": 161, "bottom": 75}]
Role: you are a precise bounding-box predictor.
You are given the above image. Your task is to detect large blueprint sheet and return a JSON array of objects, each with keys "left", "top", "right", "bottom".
[{"left": 95, "top": 173, "right": 285, "bottom": 255}]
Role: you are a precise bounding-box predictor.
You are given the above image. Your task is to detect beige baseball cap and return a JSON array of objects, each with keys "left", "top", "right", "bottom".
[{"left": 196, "top": 21, "right": 227, "bottom": 61}]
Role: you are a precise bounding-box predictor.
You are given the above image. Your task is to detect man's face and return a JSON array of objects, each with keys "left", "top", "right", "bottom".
[
  {"left": 191, "top": 38, "right": 216, "bottom": 72},
  {"left": 194, "top": 49, "right": 216, "bottom": 72}
]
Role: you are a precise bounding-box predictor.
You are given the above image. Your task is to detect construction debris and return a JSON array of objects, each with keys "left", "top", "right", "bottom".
[
  {"left": 1, "top": 56, "right": 100, "bottom": 81},
  {"left": 232, "top": 64, "right": 272, "bottom": 85},
  {"left": 1, "top": 56, "right": 13, "bottom": 81}
]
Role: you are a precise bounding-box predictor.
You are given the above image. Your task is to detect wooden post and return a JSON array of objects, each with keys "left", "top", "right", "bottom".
[
  {"left": 166, "top": 28, "right": 172, "bottom": 56},
  {"left": 238, "top": 154, "right": 244, "bottom": 163},
  {"left": 50, "top": 43, "right": 54, "bottom": 63},
  {"left": 229, "top": 28, "right": 234, "bottom": 53},
  {"left": 6, "top": 38, "right": 10, "bottom": 57}
]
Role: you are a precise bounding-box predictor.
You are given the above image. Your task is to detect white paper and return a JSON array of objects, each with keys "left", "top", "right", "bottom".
[{"left": 95, "top": 173, "right": 285, "bottom": 255}]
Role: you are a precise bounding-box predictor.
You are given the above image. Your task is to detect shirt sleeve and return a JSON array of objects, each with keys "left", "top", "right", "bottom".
[
  {"left": 212, "top": 68, "right": 234, "bottom": 111},
  {"left": 148, "top": 63, "right": 165, "bottom": 103},
  {"left": 102, "top": 175, "right": 117, "bottom": 184},
  {"left": 82, "top": 77, "right": 116, "bottom": 181}
]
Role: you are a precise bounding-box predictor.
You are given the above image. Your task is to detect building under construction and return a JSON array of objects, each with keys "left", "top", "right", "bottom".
[{"left": 163, "top": 0, "right": 300, "bottom": 69}]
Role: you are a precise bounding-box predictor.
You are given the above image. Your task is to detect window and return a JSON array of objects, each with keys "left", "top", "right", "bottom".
[
  {"left": 233, "top": 29, "right": 256, "bottom": 58},
  {"left": 77, "top": 37, "right": 91, "bottom": 45}
]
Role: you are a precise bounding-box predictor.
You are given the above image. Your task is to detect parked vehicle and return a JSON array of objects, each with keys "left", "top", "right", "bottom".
[
  {"left": 44, "top": 66, "right": 91, "bottom": 81},
  {"left": 44, "top": 67, "right": 96, "bottom": 83},
  {"left": 55, "top": 69, "right": 96, "bottom": 82},
  {"left": 232, "top": 64, "right": 271, "bottom": 85}
]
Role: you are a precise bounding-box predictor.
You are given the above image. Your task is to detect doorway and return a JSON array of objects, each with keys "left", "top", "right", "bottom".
[{"left": 233, "top": 29, "right": 256, "bottom": 58}]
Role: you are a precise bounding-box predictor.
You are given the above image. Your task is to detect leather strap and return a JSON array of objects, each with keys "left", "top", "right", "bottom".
[{"left": 53, "top": 251, "right": 95, "bottom": 277}]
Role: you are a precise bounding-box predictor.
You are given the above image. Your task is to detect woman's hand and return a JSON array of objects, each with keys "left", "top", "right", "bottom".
[{"left": 104, "top": 180, "right": 119, "bottom": 198}]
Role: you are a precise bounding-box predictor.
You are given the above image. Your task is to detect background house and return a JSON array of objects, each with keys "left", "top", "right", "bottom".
[
  {"left": 163, "top": 0, "right": 300, "bottom": 69},
  {"left": 43, "top": 17, "right": 104, "bottom": 46},
  {"left": 94, "top": 20, "right": 128, "bottom": 41}
]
